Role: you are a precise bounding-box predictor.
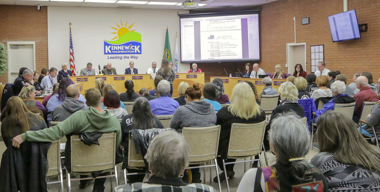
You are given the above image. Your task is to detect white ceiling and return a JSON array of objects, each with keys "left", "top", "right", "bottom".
[{"left": 0, "top": 0, "right": 277, "bottom": 9}]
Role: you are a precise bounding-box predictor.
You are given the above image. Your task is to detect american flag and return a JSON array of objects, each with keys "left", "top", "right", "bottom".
[{"left": 69, "top": 24, "right": 76, "bottom": 76}]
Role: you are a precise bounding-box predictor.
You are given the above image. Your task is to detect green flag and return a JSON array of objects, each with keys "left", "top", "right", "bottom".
[{"left": 163, "top": 28, "right": 172, "bottom": 62}]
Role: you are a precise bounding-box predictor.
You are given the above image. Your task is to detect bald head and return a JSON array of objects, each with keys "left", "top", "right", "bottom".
[
  {"left": 107, "top": 62, "right": 112, "bottom": 69},
  {"left": 66, "top": 84, "right": 79, "bottom": 99},
  {"left": 356, "top": 76, "right": 369, "bottom": 89},
  {"left": 253, "top": 63, "right": 260, "bottom": 71}
]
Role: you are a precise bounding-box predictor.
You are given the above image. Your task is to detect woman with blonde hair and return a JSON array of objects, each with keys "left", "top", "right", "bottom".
[
  {"left": 95, "top": 78, "right": 105, "bottom": 95},
  {"left": 0, "top": 96, "right": 48, "bottom": 191},
  {"left": 271, "top": 64, "right": 286, "bottom": 79},
  {"left": 157, "top": 59, "right": 176, "bottom": 96},
  {"left": 311, "top": 75, "right": 332, "bottom": 101},
  {"left": 311, "top": 111, "right": 380, "bottom": 191},
  {"left": 102, "top": 84, "right": 126, "bottom": 110},
  {"left": 294, "top": 77, "right": 310, "bottom": 99},
  {"left": 174, "top": 82, "right": 189, "bottom": 106},
  {"left": 214, "top": 82, "right": 265, "bottom": 182}
]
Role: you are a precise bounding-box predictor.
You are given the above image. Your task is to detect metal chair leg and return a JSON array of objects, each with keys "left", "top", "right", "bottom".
[
  {"left": 258, "top": 154, "right": 263, "bottom": 167},
  {"left": 214, "top": 159, "right": 222, "bottom": 192},
  {"left": 203, "top": 164, "right": 206, "bottom": 183},
  {"left": 262, "top": 145, "right": 269, "bottom": 166},
  {"left": 222, "top": 159, "right": 230, "bottom": 192},
  {"left": 59, "top": 170, "right": 64, "bottom": 192},
  {"left": 114, "top": 166, "right": 119, "bottom": 186},
  {"left": 67, "top": 172, "right": 71, "bottom": 192},
  {"left": 123, "top": 169, "right": 127, "bottom": 185},
  {"left": 372, "top": 126, "right": 379, "bottom": 147}
]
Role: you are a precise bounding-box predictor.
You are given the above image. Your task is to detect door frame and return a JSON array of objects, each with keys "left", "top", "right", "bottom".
[
  {"left": 286, "top": 43, "right": 307, "bottom": 74},
  {"left": 7, "top": 41, "right": 36, "bottom": 82}
]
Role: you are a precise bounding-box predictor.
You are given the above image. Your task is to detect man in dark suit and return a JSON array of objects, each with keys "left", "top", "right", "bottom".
[
  {"left": 124, "top": 61, "right": 138, "bottom": 74},
  {"left": 101, "top": 62, "right": 117, "bottom": 75},
  {"left": 14, "top": 68, "right": 33, "bottom": 95},
  {"left": 58, "top": 63, "right": 73, "bottom": 82}
]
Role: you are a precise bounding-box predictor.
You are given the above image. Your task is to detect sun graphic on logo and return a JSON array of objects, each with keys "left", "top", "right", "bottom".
[{"left": 109, "top": 19, "right": 135, "bottom": 40}]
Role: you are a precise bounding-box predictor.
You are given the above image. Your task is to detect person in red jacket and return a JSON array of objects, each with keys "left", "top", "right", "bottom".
[
  {"left": 188, "top": 63, "right": 202, "bottom": 73},
  {"left": 293, "top": 64, "right": 307, "bottom": 77}
]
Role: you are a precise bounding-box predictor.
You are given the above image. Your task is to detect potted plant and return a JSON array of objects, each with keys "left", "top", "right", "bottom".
[{"left": 0, "top": 43, "right": 7, "bottom": 77}]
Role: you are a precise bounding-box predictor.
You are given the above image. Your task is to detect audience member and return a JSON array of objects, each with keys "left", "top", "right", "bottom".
[
  {"left": 52, "top": 85, "right": 88, "bottom": 121},
  {"left": 238, "top": 113, "right": 328, "bottom": 192},
  {"left": 250, "top": 63, "right": 266, "bottom": 78},
  {"left": 212, "top": 78, "right": 230, "bottom": 104},
  {"left": 286, "top": 75, "right": 295, "bottom": 84},
  {"left": 326, "top": 71, "right": 336, "bottom": 88},
  {"left": 146, "top": 61, "right": 158, "bottom": 74},
  {"left": 157, "top": 59, "right": 176, "bottom": 96},
  {"left": 41, "top": 67, "right": 58, "bottom": 89},
  {"left": 353, "top": 76, "right": 379, "bottom": 121},
  {"left": 42, "top": 83, "right": 59, "bottom": 107},
  {"left": 80, "top": 62, "right": 96, "bottom": 76},
  {"left": 174, "top": 81, "right": 189, "bottom": 106},
  {"left": 17, "top": 67, "right": 28, "bottom": 77},
  {"left": 215, "top": 82, "right": 265, "bottom": 182},
  {"left": 270, "top": 64, "right": 286, "bottom": 79},
  {"left": 149, "top": 75, "right": 163, "bottom": 96},
  {"left": 58, "top": 63, "right": 72, "bottom": 82},
  {"left": 0, "top": 96, "right": 49, "bottom": 191},
  {"left": 14, "top": 68, "right": 33, "bottom": 95},
  {"left": 188, "top": 63, "right": 202, "bottom": 73},
  {"left": 120, "top": 80, "right": 140, "bottom": 102},
  {"left": 336, "top": 74, "right": 356, "bottom": 97},
  {"left": 104, "top": 90, "right": 128, "bottom": 119},
  {"left": 314, "top": 61, "right": 330, "bottom": 77},
  {"left": 361, "top": 100, "right": 380, "bottom": 138},
  {"left": 314, "top": 81, "right": 355, "bottom": 118},
  {"left": 311, "top": 111, "right": 380, "bottom": 191},
  {"left": 294, "top": 77, "right": 310, "bottom": 99},
  {"left": 115, "top": 131, "right": 216, "bottom": 192},
  {"left": 95, "top": 78, "right": 105, "bottom": 95},
  {"left": 260, "top": 77, "right": 278, "bottom": 96},
  {"left": 244, "top": 63, "right": 251, "bottom": 77},
  {"left": 139, "top": 88, "right": 156, "bottom": 101},
  {"left": 203, "top": 82, "right": 222, "bottom": 111},
  {"left": 293, "top": 64, "right": 307, "bottom": 77},
  {"left": 46, "top": 78, "right": 86, "bottom": 121},
  {"left": 348, "top": 73, "right": 360, "bottom": 94},
  {"left": 361, "top": 71, "right": 377, "bottom": 91},
  {"left": 101, "top": 84, "right": 126, "bottom": 110},
  {"left": 244, "top": 81, "right": 261, "bottom": 105},
  {"left": 149, "top": 80, "right": 179, "bottom": 115},
  {"left": 33, "top": 71, "right": 43, "bottom": 92},
  {"left": 306, "top": 73, "right": 318, "bottom": 93},
  {"left": 12, "top": 88, "right": 122, "bottom": 192},
  {"left": 39, "top": 67, "right": 48, "bottom": 84},
  {"left": 125, "top": 61, "right": 138, "bottom": 74},
  {"left": 101, "top": 62, "right": 117, "bottom": 75},
  {"left": 311, "top": 76, "right": 332, "bottom": 101}
]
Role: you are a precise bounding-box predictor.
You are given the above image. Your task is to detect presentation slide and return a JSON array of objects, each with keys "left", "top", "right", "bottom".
[
  {"left": 328, "top": 10, "right": 360, "bottom": 42},
  {"left": 180, "top": 13, "right": 260, "bottom": 63}
]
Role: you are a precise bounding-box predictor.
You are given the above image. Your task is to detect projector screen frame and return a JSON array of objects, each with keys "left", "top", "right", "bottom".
[{"left": 178, "top": 10, "right": 261, "bottom": 64}]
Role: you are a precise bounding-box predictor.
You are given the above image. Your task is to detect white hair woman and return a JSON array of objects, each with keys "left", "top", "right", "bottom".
[
  {"left": 237, "top": 113, "right": 328, "bottom": 191},
  {"left": 314, "top": 80, "right": 355, "bottom": 118},
  {"left": 270, "top": 64, "right": 286, "bottom": 79},
  {"left": 214, "top": 82, "right": 265, "bottom": 183},
  {"left": 115, "top": 131, "right": 216, "bottom": 191},
  {"left": 188, "top": 63, "right": 202, "bottom": 73}
]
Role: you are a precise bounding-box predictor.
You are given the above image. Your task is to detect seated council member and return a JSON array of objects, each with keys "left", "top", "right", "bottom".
[
  {"left": 79, "top": 62, "right": 96, "bottom": 76},
  {"left": 125, "top": 61, "right": 138, "bottom": 74},
  {"left": 203, "top": 82, "right": 222, "bottom": 111},
  {"left": 175, "top": 82, "right": 189, "bottom": 106},
  {"left": 188, "top": 63, "right": 202, "bottom": 73},
  {"left": 293, "top": 64, "right": 307, "bottom": 77},
  {"left": 311, "top": 111, "right": 380, "bottom": 191},
  {"left": 244, "top": 63, "right": 251, "bottom": 77},
  {"left": 237, "top": 113, "right": 328, "bottom": 192},
  {"left": 58, "top": 63, "right": 72, "bottom": 82},
  {"left": 149, "top": 80, "right": 179, "bottom": 115},
  {"left": 146, "top": 61, "right": 158, "bottom": 74},
  {"left": 270, "top": 64, "right": 286, "bottom": 79},
  {"left": 215, "top": 82, "right": 265, "bottom": 182},
  {"left": 115, "top": 131, "right": 216, "bottom": 192},
  {"left": 260, "top": 77, "right": 278, "bottom": 97},
  {"left": 250, "top": 63, "right": 266, "bottom": 78},
  {"left": 101, "top": 62, "right": 117, "bottom": 75}
]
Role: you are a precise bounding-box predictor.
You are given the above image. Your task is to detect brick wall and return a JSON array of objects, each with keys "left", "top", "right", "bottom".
[
  {"left": 0, "top": 5, "right": 48, "bottom": 83},
  {"left": 199, "top": 0, "right": 380, "bottom": 82}
]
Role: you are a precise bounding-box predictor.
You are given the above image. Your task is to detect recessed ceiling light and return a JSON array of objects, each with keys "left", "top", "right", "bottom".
[
  {"left": 117, "top": 0, "right": 148, "bottom": 4},
  {"left": 85, "top": 0, "right": 116, "bottom": 3},
  {"left": 50, "top": 0, "right": 83, "bottom": 2},
  {"left": 147, "top": 1, "right": 178, "bottom": 5}
]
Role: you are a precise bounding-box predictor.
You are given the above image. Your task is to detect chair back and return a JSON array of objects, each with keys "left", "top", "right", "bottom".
[
  {"left": 70, "top": 132, "right": 116, "bottom": 173},
  {"left": 182, "top": 125, "right": 221, "bottom": 163},
  {"left": 227, "top": 121, "right": 266, "bottom": 158},
  {"left": 47, "top": 140, "right": 61, "bottom": 177},
  {"left": 317, "top": 99, "right": 325, "bottom": 110},
  {"left": 123, "top": 102, "right": 134, "bottom": 114},
  {"left": 360, "top": 102, "right": 377, "bottom": 121},
  {"left": 128, "top": 133, "right": 145, "bottom": 168},
  {"left": 298, "top": 98, "right": 316, "bottom": 132},
  {"left": 260, "top": 94, "right": 279, "bottom": 112},
  {"left": 334, "top": 102, "right": 356, "bottom": 119},
  {"left": 156, "top": 115, "right": 173, "bottom": 128}
]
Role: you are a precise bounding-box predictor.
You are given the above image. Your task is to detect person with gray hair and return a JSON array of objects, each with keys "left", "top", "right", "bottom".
[
  {"left": 149, "top": 80, "right": 179, "bottom": 115},
  {"left": 348, "top": 73, "right": 361, "bottom": 95},
  {"left": 353, "top": 76, "right": 379, "bottom": 122},
  {"left": 58, "top": 62, "right": 73, "bottom": 82},
  {"left": 212, "top": 78, "right": 230, "bottom": 104},
  {"left": 80, "top": 62, "right": 97, "bottom": 76},
  {"left": 14, "top": 68, "right": 34, "bottom": 96},
  {"left": 115, "top": 130, "right": 216, "bottom": 192},
  {"left": 314, "top": 61, "right": 330, "bottom": 77},
  {"left": 260, "top": 77, "right": 278, "bottom": 96},
  {"left": 314, "top": 80, "right": 355, "bottom": 119},
  {"left": 101, "top": 62, "right": 117, "bottom": 75},
  {"left": 188, "top": 63, "right": 202, "bottom": 73},
  {"left": 250, "top": 63, "right": 266, "bottom": 78},
  {"left": 237, "top": 113, "right": 328, "bottom": 192}
]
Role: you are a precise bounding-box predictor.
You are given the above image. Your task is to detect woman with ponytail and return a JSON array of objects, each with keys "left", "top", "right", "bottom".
[
  {"left": 237, "top": 112, "right": 328, "bottom": 192},
  {"left": 120, "top": 80, "right": 139, "bottom": 102}
]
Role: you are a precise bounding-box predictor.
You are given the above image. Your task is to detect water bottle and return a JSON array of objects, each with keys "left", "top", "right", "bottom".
[
  {"left": 229, "top": 73, "right": 232, "bottom": 77},
  {"left": 44, "top": 86, "right": 48, "bottom": 95}
]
